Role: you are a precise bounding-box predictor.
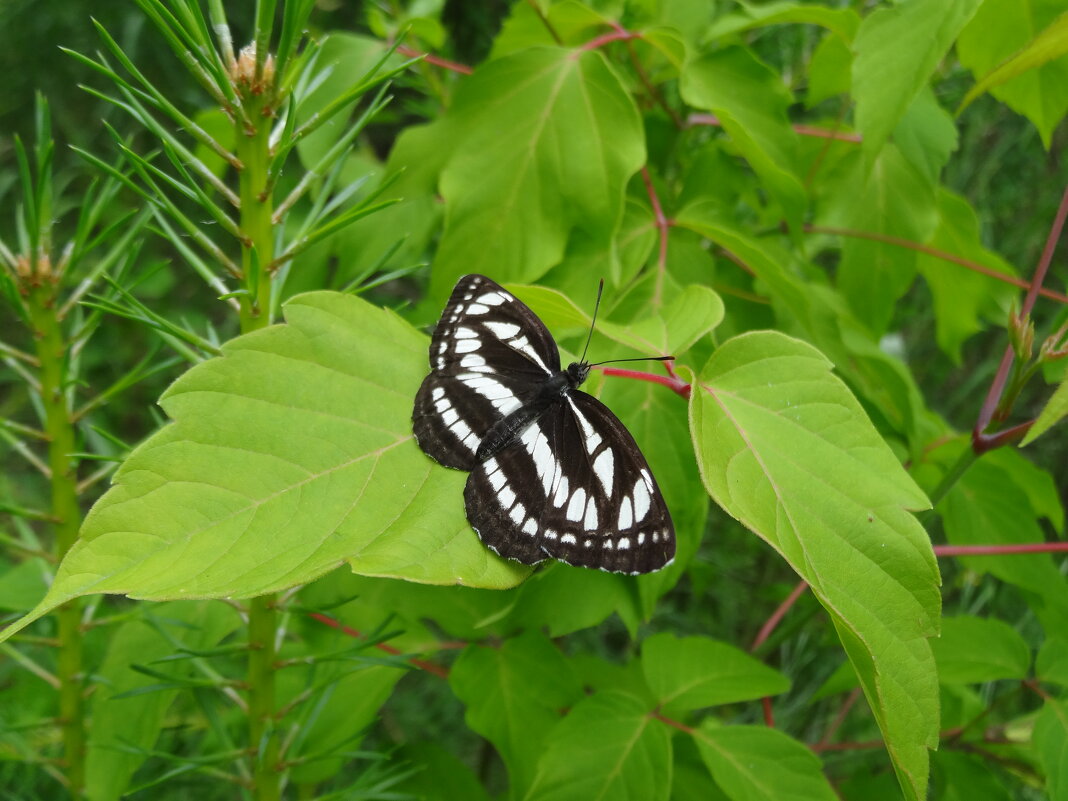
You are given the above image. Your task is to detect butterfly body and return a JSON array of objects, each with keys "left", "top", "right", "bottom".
[{"left": 412, "top": 274, "right": 675, "bottom": 574}]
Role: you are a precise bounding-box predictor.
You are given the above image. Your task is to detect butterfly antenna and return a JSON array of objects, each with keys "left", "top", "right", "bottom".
[
  {"left": 589, "top": 355, "right": 675, "bottom": 367},
  {"left": 579, "top": 278, "right": 605, "bottom": 365}
]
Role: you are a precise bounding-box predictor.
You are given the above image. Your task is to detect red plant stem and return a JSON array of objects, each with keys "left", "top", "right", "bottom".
[
  {"left": 688, "top": 113, "right": 864, "bottom": 143},
  {"left": 308, "top": 612, "right": 449, "bottom": 678},
  {"left": 396, "top": 45, "right": 473, "bottom": 75},
  {"left": 974, "top": 182, "right": 1068, "bottom": 445},
  {"left": 761, "top": 697, "right": 775, "bottom": 727},
  {"left": 599, "top": 366, "right": 690, "bottom": 399},
  {"left": 934, "top": 542, "right": 1068, "bottom": 556},
  {"left": 581, "top": 29, "right": 640, "bottom": 50},
  {"left": 640, "top": 166, "right": 673, "bottom": 306},
  {"left": 652, "top": 710, "right": 694, "bottom": 734},
  {"left": 805, "top": 224, "right": 1068, "bottom": 306},
  {"left": 751, "top": 580, "right": 809, "bottom": 652}
]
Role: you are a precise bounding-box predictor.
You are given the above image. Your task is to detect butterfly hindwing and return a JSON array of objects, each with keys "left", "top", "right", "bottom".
[
  {"left": 464, "top": 389, "right": 675, "bottom": 574},
  {"left": 413, "top": 275, "right": 561, "bottom": 469}
]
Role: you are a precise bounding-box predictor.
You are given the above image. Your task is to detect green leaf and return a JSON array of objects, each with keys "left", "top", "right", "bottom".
[
  {"left": 395, "top": 742, "right": 493, "bottom": 801},
  {"left": 703, "top": 1, "right": 860, "bottom": 42},
  {"left": 432, "top": 47, "right": 644, "bottom": 300},
  {"left": 523, "top": 690, "right": 671, "bottom": 801},
  {"left": 0, "top": 291, "right": 528, "bottom": 642},
  {"left": 1034, "top": 699, "right": 1068, "bottom": 800},
  {"left": 680, "top": 47, "right": 806, "bottom": 234},
  {"left": 0, "top": 558, "right": 49, "bottom": 611},
  {"left": 939, "top": 449, "right": 1068, "bottom": 631},
  {"left": 806, "top": 32, "right": 853, "bottom": 107},
  {"left": 687, "top": 332, "right": 940, "bottom": 800},
  {"left": 893, "top": 88, "right": 959, "bottom": 183},
  {"left": 1037, "top": 636, "right": 1068, "bottom": 687},
  {"left": 673, "top": 212, "right": 930, "bottom": 449},
  {"left": 491, "top": 0, "right": 612, "bottom": 58},
  {"left": 286, "top": 664, "right": 404, "bottom": 785},
  {"left": 931, "top": 751, "right": 1014, "bottom": 801},
  {"left": 640, "top": 633, "right": 789, "bottom": 711},
  {"left": 692, "top": 722, "right": 838, "bottom": 801},
  {"left": 85, "top": 602, "right": 240, "bottom": 801},
  {"left": 816, "top": 144, "right": 939, "bottom": 336},
  {"left": 931, "top": 616, "right": 1031, "bottom": 684},
  {"left": 957, "top": 1, "right": 1068, "bottom": 147},
  {"left": 1023, "top": 377, "right": 1068, "bottom": 446},
  {"left": 450, "top": 631, "right": 583, "bottom": 795},
  {"left": 916, "top": 189, "right": 1017, "bottom": 363},
  {"left": 503, "top": 566, "right": 638, "bottom": 637},
  {"left": 853, "top": 0, "right": 983, "bottom": 158}
]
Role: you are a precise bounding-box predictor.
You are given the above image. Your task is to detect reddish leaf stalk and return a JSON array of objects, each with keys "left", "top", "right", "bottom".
[
  {"left": 308, "top": 612, "right": 449, "bottom": 678},
  {"left": 640, "top": 166, "right": 673, "bottom": 307},
  {"left": 974, "top": 183, "right": 1068, "bottom": 449},
  {"left": 599, "top": 366, "right": 690, "bottom": 398},
  {"left": 581, "top": 29, "right": 640, "bottom": 50},
  {"left": 395, "top": 45, "right": 473, "bottom": 75},
  {"left": 804, "top": 224, "right": 1068, "bottom": 305},
  {"left": 934, "top": 542, "right": 1068, "bottom": 556},
  {"left": 688, "top": 113, "right": 864, "bottom": 144},
  {"left": 751, "top": 580, "right": 809, "bottom": 652}
]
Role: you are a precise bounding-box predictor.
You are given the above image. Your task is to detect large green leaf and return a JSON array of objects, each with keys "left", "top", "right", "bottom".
[
  {"left": 939, "top": 450, "right": 1068, "bottom": 631},
  {"left": 0, "top": 291, "right": 530, "bottom": 642},
  {"left": 686, "top": 332, "right": 940, "bottom": 801},
  {"left": 450, "top": 631, "right": 583, "bottom": 796},
  {"left": 674, "top": 212, "right": 931, "bottom": 449},
  {"left": 431, "top": 47, "right": 644, "bottom": 300},
  {"left": 816, "top": 144, "right": 939, "bottom": 336},
  {"left": 85, "top": 602, "right": 239, "bottom": 801},
  {"left": 692, "top": 722, "right": 837, "bottom": 801},
  {"left": 931, "top": 616, "right": 1030, "bottom": 684},
  {"left": 1034, "top": 699, "right": 1068, "bottom": 800},
  {"left": 523, "top": 690, "right": 672, "bottom": 801},
  {"left": 957, "top": 0, "right": 1068, "bottom": 148},
  {"left": 852, "top": 0, "right": 982, "bottom": 158},
  {"left": 640, "top": 633, "right": 789, "bottom": 711},
  {"left": 1023, "top": 377, "right": 1068, "bottom": 446},
  {"left": 916, "top": 189, "right": 1017, "bottom": 363},
  {"left": 680, "top": 47, "right": 806, "bottom": 234}
]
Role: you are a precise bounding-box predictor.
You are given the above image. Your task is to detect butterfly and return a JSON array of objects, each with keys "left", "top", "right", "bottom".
[{"left": 412, "top": 274, "right": 675, "bottom": 574}]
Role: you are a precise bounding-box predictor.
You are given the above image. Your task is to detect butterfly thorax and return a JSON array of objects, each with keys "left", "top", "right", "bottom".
[{"left": 474, "top": 361, "right": 590, "bottom": 462}]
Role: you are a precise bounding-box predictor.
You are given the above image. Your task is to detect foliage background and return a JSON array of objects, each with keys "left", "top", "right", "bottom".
[{"left": 1, "top": 1, "right": 1067, "bottom": 800}]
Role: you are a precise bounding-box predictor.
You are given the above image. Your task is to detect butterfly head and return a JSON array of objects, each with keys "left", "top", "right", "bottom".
[{"left": 565, "top": 360, "right": 591, "bottom": 389}]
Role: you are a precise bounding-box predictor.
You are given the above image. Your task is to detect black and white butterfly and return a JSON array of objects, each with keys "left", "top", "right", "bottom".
[{"left": 412, "top": 274, "right": 675, "bottom": 575}]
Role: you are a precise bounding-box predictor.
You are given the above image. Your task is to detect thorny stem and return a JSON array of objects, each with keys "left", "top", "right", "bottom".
[
  {"left": 26, "top": 280, "right": 86, "bottom": 797},
  {"left": 236, "top": 86, "right": 281, "bottom": 801}
]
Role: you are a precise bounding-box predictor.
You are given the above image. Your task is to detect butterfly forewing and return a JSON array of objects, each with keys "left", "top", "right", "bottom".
[
  {"left": 413, "top": 275, "right": 561, "bottom": 469},
  {"left": 413, "top": 273, "right": 676, "bottom": 574}
]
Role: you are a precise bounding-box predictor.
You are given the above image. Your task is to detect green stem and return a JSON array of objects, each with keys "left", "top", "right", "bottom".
[
  {"left": 235, "top": 93, "right": 280, "bottom": 801},
  {"left": 919, "top": 443, "right": 979, "bottom": 526},
  {"left": 28, "top": 282, "right": 85, "bottom": 798}
]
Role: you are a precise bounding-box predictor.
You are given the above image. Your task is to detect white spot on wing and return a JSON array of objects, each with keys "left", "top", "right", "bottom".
[
  {"left": 618, "top": 537, "right": 630, "bottom": 550},
  {"left": 485, "top": 321, "right": 520, "bottom": 339},
  {"left": 455, "top": 339, "right": 479, "bottom": 354},
  {"left": 584, "top": 502, "right": 598, "bottom": 531},
  {"left": 488, "top": 468, "right": 506, "bottom": 491},
  {"left": 454, "top": 327, "right": 477, "bottom": 339},
  {"left": 510, "top": 503, "right": 526, "bottom": 525},
  {"left": 566, "top": 488, "right": 586, "bottom": 522},
  {"left": 593, "top": 450, "right": 614, "bottom": 496},
  {"left": 479, "top": 292, "right": 506, "bottom": 306},
  {"left": 467, "top": 303, "right": 489, "bottom": 314},
  {"left": 633, "top": 478, "right": 651, "bottom": 521},
  {"left": 561, "top": 533, "right": 576, "bottom": 545},
  {"left": 522, "top": 518, "right": 537, "bottom": 535},
  {"left": 618, "top": 497, "right": 633, "bottom": 530},
  {"left": 552, "top": 475, "right": 569, "bottom": 508},
  {"left": 500, "top": 487, "right": 516, "bottom": 508},
  {"left": 442, "top": 409, "right": 458, "bottom": 426},
  {"left": 432, "top": 387, "right": 444, "bottom": 400}
]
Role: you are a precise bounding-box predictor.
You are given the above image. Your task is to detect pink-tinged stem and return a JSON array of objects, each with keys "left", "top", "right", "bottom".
[
  {"left": 581, "top": 29, "right": 640, "bottom": 50},
  {"left": 396, "top": 45, "right": 473, "bottom": 75},
  {"left": 751, "top": 580, "right": 809, "bottom": 652},
  {"left": 309, "top": 612, "right": 449, "bottom": 678},
  {"left": 688, "top": 113, "right": 864, "bottom": 143},
  {"left": 974, "top": 182, "right": 1068, "bottom": 445},
  {"left": 640, "top": 166, "right": 672, "bottom": 306},
  {"left": 934, "top": 542, "right": 1068, "bottom": 556},
  {"left": 599, "top": 366, "right": 691, "bottom": 399}
]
